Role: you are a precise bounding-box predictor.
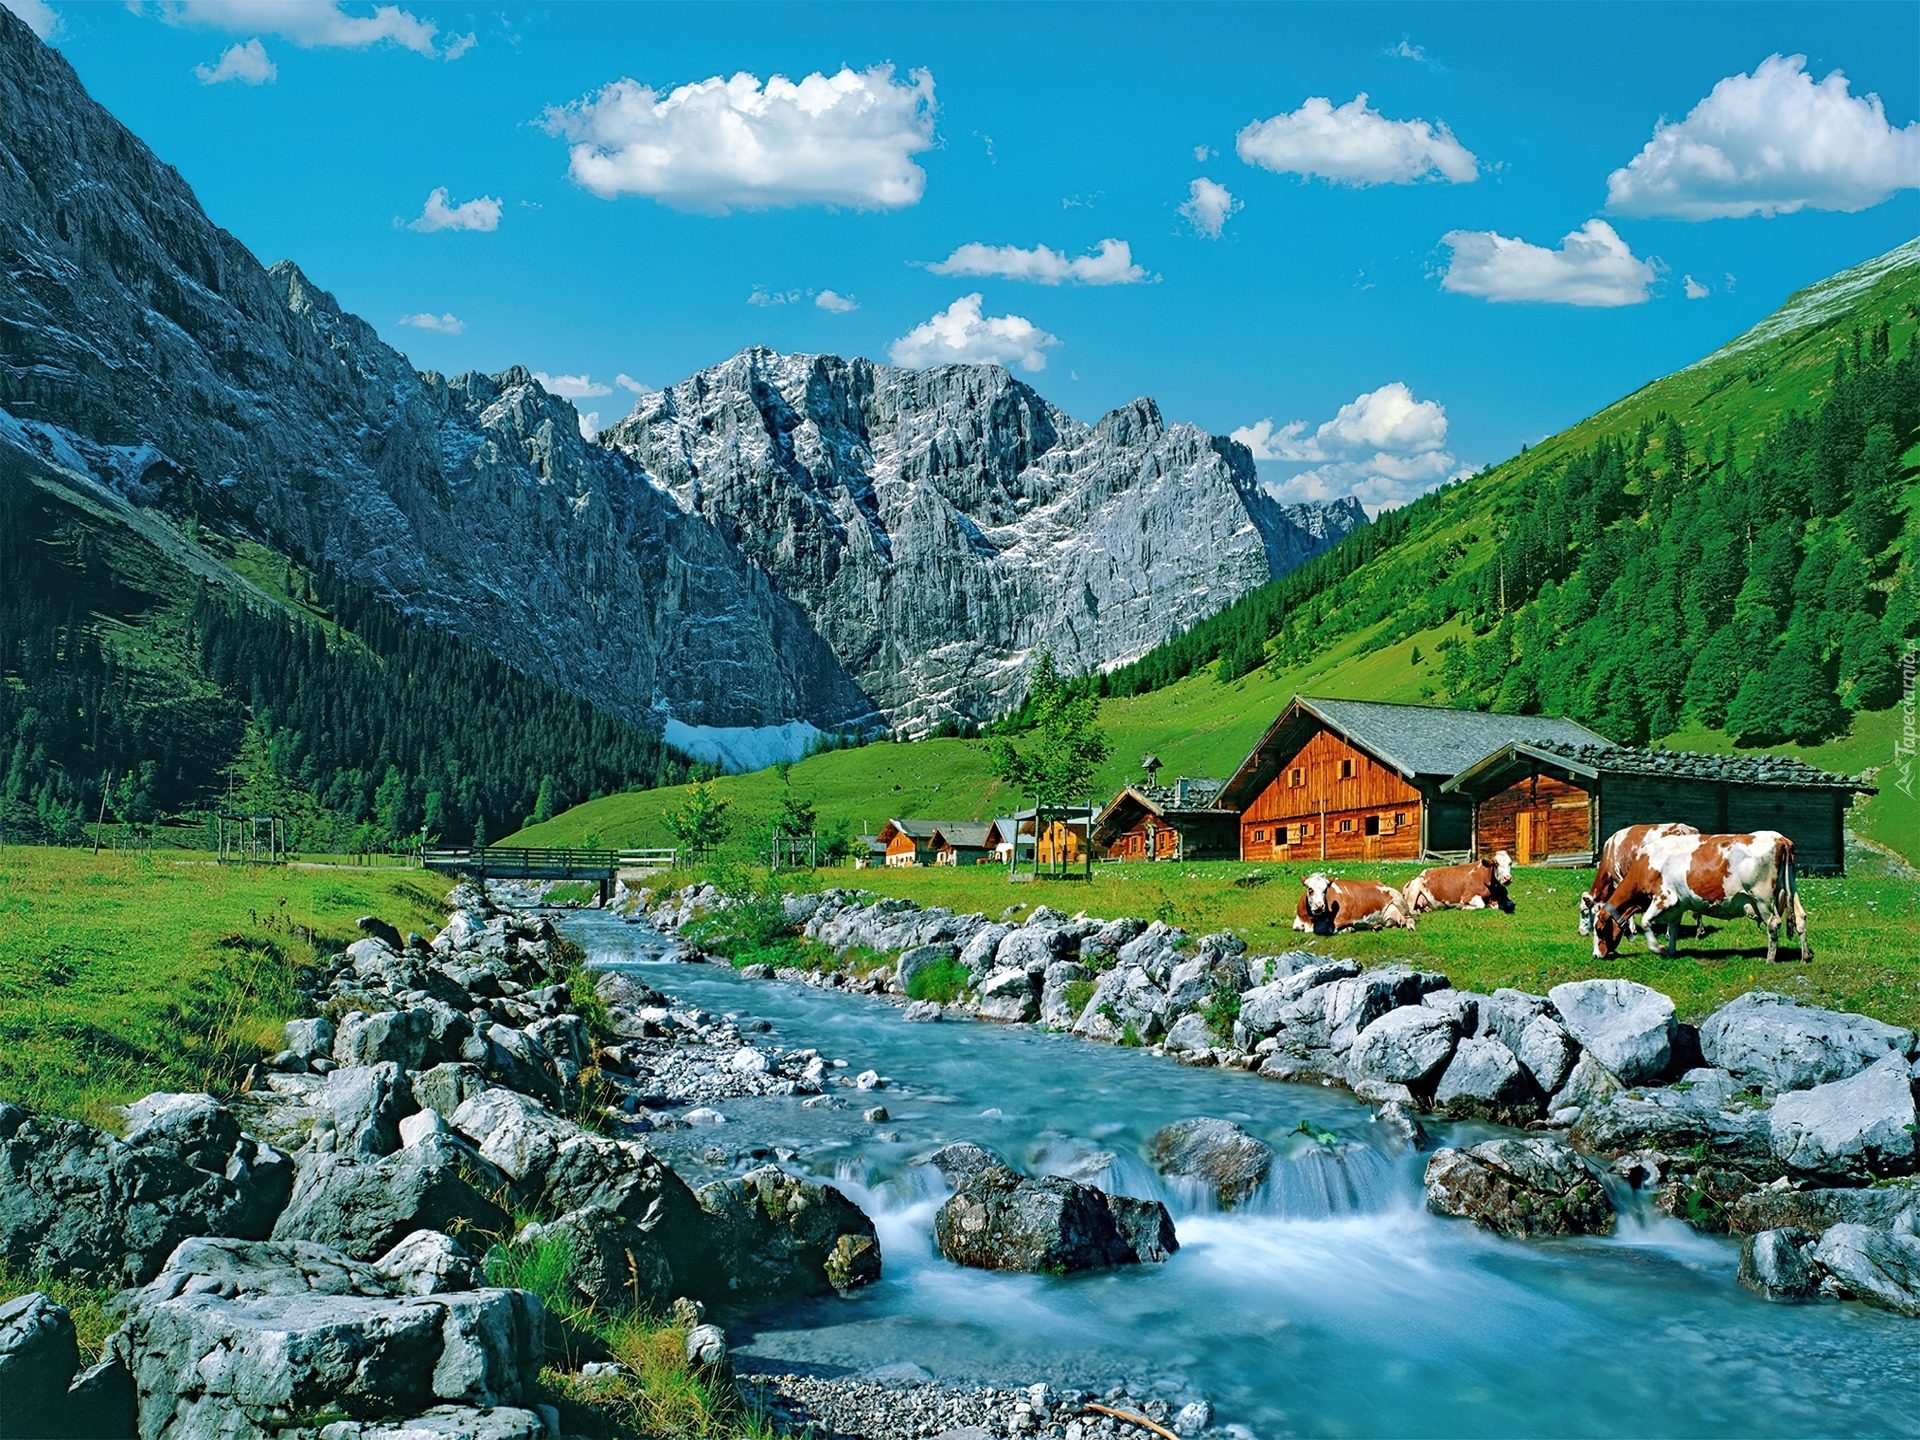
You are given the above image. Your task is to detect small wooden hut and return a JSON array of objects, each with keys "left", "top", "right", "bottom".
[{"left": 1093, "top": 777, "right": 1236, "bottom": 862}]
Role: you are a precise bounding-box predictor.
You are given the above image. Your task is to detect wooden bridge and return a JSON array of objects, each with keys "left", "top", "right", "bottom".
[{"left": 420, "top": 845, "right": 677, "bottom": 900}]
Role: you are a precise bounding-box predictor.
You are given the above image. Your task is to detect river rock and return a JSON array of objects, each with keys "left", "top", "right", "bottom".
[
  {"left": 1547, "top": 979, "right": 1675, "bottom": 1085},
  {"left": 333, "top": 1009, "right": 435, "bottom": 1072},
  {"left": 1423, "top": 1137, "right": 1616, "bottom": 1238},
  {"left": 481, "top": 1024, "right": 562, "bottom": 1105},
  {"left": 0, "top": 1291, "right": 83, "bottom": 1438},
  {"left": 1729, "top": 1179, "right": 1920, "bottom": 1237},
  {"left": 0, "top": 1099, "right": 292, "bottom": 1287},
  {"left": 1812, "top": 1223, "right": 1920, "bottom": 1316},
  {"left": 107, "top": 1237, "right": 544, "bottom": 1437},
  {"left": 1235, "top": 981, "right": 1295, "bottom": 1038},
  {"left": 1146, "top": 1118, "right": 1274, "bottom": 1208},
  {"left": 410, "top": 1064, "right": 490, "bottom": 1123},
  {"left": 1073, "top": 967, "right": 1167, "bottom": 1043},
  {"left": 447, "top": 1087, "right": 580, "bottom": 1189},
  {"left": 1038, "top": 960, "right": 1090, "bottom": 1028},
  {"left": 1349, "top": 1007, "right": 1458, "bottom": 1087},
  {"left": 1569, "top": 1069, "right": 1774, "bottom": 1166},
  {"left": 1514, "top": 1015, "right": 1578, "bottom": 1094},
  {"left": 1432, "top": 1037, "right": 1531, "bottom": 1118},
  {"left": 995, "top": 926, "right": 1074, "bottom": 975},
  {"left": 1421, "top": 989, "right": 1481, "bottom": 1037},
  {"left": 524, "top": 1015, "right": 590, "bottom": 1084},
  {"left": 957, "top": 925, "right": 1014, "bottom": 980},
  {"left": 1769, "top": 1053, "right": 1918, "bottom": 1178},
  {"left": 1371, "top": 1100, "right": 1431, "bottom": 1152},
  {"left": 978, "top": 968, "right": 1040, "bottom": 1024},
  {"left": 375, "top": 1230, "right": 480, "bottom": 1297},
  {"left": 902, "top": 1001, "right": 944, "bottom": 1023},
  {"left": 1699, "top": 991, "right": 1914, "bottom": 1094},
  {"left": 270, "top": 1133, "right": 509, "bottom": 1261},
  {"left": 897, "top": 944, "right": 959, "bottom": 996},
  {"left": 927, "top": 1142, "right": 1005, "bottom": 1189},
  {"left": 313, "top": 1406, "right": 551, "bottom": 1439},
  {"left": 933, "top": 1166, "right": 1176, "bottom": 1272},
  {"left": 1480, "top": 989, "right": 1550, "bottom": 1052},
  {"left": 693, "top": 1165, "right": 882, "bottom": 1298},
  {"left": 1162, "top": 1013, "right": 1222, "bottom": 1055},
  {"left": 1548, "top": 1051, "right": 1624, "bottom": 1119},
  {"left": 1737, "top": 1227, "right": 1821, "bottom": 1302},
  {"left": 322, "top": 1062, "right": 418, "bottom": 1157},
  {"left": 284, "top": 1017, "right": 337, "bottom": 1062}
]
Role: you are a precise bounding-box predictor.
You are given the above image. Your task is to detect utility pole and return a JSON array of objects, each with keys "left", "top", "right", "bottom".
[{"left": 93, "top": 770, "right": 113, "bottom": 857}]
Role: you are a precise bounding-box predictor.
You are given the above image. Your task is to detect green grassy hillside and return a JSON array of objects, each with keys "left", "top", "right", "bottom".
[{"left": 523, "top": 242, "right": 1920, "bottom": 865}]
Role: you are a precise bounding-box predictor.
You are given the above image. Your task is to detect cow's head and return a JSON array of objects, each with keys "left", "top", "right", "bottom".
[
  {"left": 1590, "top": 898, "right": 1628, "bottom": 958},
  {"left": 1489, "top": 850, "right": 1513, "bottom": 886},
  {"left": 1577, "top": 891, "right": 1597, "bottom": 936},
  {"left": 1302, "top": 872, "right": 1335, "bottom": 935}
]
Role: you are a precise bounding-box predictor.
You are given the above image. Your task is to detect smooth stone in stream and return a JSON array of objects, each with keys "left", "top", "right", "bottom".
[
  {"left": 927, "top": 1142, "right": 1005, "bottom": 1189},
  {"left": 934, "top": 1166, "right": 1176, "bottom": 1273},
  {"left": 1736, "top": 1227, "right": 1821, "bottom": 1302},
  {"left": 694, "top": 1165, "right": 882, "bottom": 1297},
  {"left": 1812, "top": 1223, "right": 1920, "bottom": 1316},
  {"left": 1146, "top": 1118, "right": 1274, "bottom": 1208},
  {"left": 1424, "top": 1137, "right": 1616, "bottom": 1238},
  {"left": 1729, "top": 1179, "right": 1920, "bottom": 1237}
]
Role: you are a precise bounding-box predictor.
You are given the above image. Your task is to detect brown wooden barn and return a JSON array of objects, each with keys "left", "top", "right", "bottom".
[
  {"left": 877, "top": 819, "right": 945, "bottom": 867},
  {"left": 1093, "top": 778, "right": 1237, "bottom": 862},
  {"left": 1441, "top": 741, "right": 1870, "bottom": 875},
  {"left": 931, "top": 822, "right": 994, "bottom": 866},
  {"left": 1216, "top": 697, "right": 1615, "bottom": 863}
]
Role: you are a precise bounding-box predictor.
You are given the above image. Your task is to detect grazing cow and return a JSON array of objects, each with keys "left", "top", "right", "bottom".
[
  {"left": 1404, "top": 852, "right": 1514, "bottom": 915},
  {"left": 1590, "top": 830, "right": 1809, "bottom": 963},
  {"left": 1578, "top": 823, "right": 1701, "bottom": 936},
  {"left": 1294, "top": 872, "right": 1415, "bottom": 935}
]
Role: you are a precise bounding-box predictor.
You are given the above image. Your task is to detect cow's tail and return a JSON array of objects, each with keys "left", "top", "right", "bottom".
[{"left": 1774, "top": 836, "right": 1799, "bottom": 934}]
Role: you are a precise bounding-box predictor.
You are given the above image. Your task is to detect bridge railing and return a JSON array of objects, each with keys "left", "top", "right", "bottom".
[
  {"left": 615, "top": 848, "right": 679, "bottom": 868},
  {"left": 421, "top": 846, "right": 618, "bottom": 877}
]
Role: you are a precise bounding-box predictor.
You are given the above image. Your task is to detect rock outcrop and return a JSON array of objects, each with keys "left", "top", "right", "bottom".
[
  {"left": 0, "top": 9, "right": 1362, "bottom": 745},
  {"left": 933, "top": 1165, "right": 1176, "bottom": 1273},
  {"left": 1424, "top": 1138, "right": 1617, "bottom": 1238}
]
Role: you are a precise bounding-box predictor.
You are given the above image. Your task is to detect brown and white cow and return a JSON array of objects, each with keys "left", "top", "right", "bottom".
[
  {"left": 1590, "top": 830, "right": 1809, "bottom": 963},
  {"left": 1404, "top": 852, "right": 1514, "bottom": 915},
  {"left": 1578, "top": 823, "right": 1701, "bottom": 936},
  {"left": 1294, "top": 872, "right": 1415, "bottom": 935}
]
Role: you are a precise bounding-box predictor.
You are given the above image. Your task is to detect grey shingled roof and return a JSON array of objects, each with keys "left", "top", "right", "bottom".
[
  {"left": 1537, "top": 741, "right": 1868, "bottom": 791},
  {"left": 1133, "top": 777, "right": 1229, "bottom": 813},
  {"left": 1306, "top": 698, "right": 1615, "bottom": 779},
  {"left": 933, "top": 822, "right": 994, "bottom": 849}
]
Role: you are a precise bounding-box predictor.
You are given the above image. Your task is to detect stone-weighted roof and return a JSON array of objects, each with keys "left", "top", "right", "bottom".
[
  {"left": 1302, "top": 698, "right": 1615, "bottom": 779},
  {"left": 1132, "top": 777, "right": 1228, "bottom": 812},
  {"left": 1535, "top": 742, "right": 1867, "bottom": 791}
]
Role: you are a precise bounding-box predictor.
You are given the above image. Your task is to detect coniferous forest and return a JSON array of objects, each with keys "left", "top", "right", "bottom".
[
  {"left": 1100, "top": 321, "right": 1919, "bottom": 748},
  {"left": 0, "top": 471, "right": 692, "bottom": 848}
]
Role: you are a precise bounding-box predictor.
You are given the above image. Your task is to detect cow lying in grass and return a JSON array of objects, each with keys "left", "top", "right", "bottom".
[
  {"left": 1403, "top": 852, "right": 1513, "bottom": 915},
  {"left": 1590, "top": 830, "right": 1809, "bottom": 963},
  {"left": 1293, "top": 872, "right": 1415, "bottom": 935},
  {"left": 1578, "top": 823, "right": 1700, "bottom": 937}
]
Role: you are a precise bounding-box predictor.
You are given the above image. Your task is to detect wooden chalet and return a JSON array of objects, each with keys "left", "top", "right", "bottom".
[
  {"left": 1002, "top": 807, "right": 1092, "bottom": 865},
  {"left": 988, "top": 818, "right": 1021, "bottom": 864},
  {"left": 877, "top": 819, "right": 945, "bottom": 867},
  {"left": 1217, "top": 697, "right": 1614, "bottom": 863},
  {"left": 931, "top": 822, "right": 994, "bottom": 866},
  {"left": 1442, "top": 742, "right": 1870, "bottom": 875},
  {"left": 1093, "top": 777, "right": 1237, "bottom": 862}
]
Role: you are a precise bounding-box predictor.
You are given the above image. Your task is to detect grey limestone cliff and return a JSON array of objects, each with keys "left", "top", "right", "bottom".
[{"left": 0, "top": 9, "right": 1361, "bottom": 750}]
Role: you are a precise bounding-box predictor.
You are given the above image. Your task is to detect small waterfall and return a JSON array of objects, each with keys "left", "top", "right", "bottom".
[{"left": 1243, "top": 1143, "right": 1403, "bottom": 1220}]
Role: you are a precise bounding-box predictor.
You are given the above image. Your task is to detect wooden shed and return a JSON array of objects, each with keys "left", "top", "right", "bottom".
[
  {"left": 931, "top": 821, "right": 994, "bottom": 866},
  {"left": 877, "top": 819, "right": 944, "bottom": 867},
  {"left": 1217, "top": 697, "right": 1615, "bottom": 864},
  {"left": 1441, "top": 741, "right": 1870, "bottom": 876},
  {"left": 1093, "top": 777, "right": 1237, "bottom": 862}
]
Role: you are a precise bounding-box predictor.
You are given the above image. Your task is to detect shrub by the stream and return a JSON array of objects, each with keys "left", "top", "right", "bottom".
[
  {"left": 0, "top": 1262, "right": 116, "bottom": 1358},
  {"left": 906, "top": 956, "right": 970, "bottom": 1004},
  {"left": 1064, "top": 979, "right": 1097, "bottom": 1017},
  {"left": 1203, "top": 979, "right": 1242, "bottom": 1036}
]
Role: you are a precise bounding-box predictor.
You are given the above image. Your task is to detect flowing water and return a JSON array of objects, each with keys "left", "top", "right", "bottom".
[{"left": 569, "top": 913, "right": 1918, "bottom": 1438}]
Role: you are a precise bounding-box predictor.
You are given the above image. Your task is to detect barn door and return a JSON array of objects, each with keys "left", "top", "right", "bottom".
[{"left": 1515, "top": 812, "right": 1533, "bottom": 864}]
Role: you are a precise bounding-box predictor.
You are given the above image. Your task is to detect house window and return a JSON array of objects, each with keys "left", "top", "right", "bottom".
[
  {"left": 1288, "top": 766, "right": 1305, "bottom": 788},
  {"left": 1339, "top": 818, "right": 1353, "bottom": 833},
  {"left": 1338, "top": 759, "right": 1354, "bottom": 779},
  {"left": 1299, "top": 821, "right": 1313, "bottom": 839},
  {"left": 1364, "top": 815, "right": 1380, "bottom": 836},
  {"left": 1254, "top": 828, "right": 1267, "bottom": 843},
  {"left": 1395, "top": 812, "right": 1407, "bottom": 826}
]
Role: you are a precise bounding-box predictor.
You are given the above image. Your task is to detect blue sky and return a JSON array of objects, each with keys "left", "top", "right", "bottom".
[{"left": 14, "top": 0, "right": 1919, "bottom": 510}]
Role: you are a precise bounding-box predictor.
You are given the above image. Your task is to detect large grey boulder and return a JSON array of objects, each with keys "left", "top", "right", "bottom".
[
  {"left": 284, "top": 1017, "right": 336, "bottom": 1062},
  {"left": 374, "top": 1231, "right": 480, "bottom": 1298},
  {"left": 311, "top": 1406, "right": 549, "bottom": 1439},
  {"left": 0, "top": 1100, "right": 292, "bottom": 1286},
  {"left": 1424, "top": 1138, "right": 1616, "bottom": 1238},
  {"left": 976, "top": 968, "right": 1040, "bottom": 1024},
  {"left": 1769, "top": 1053, "right": 1918, "bottom": 1178},
  {"left": 1548, "top": 1051, "right": 1624, "bottom": 1118},
  {"left": 480, "top": 1025, "right": 561, "bottom": 1104},
  {"left": 1072, "top": 966, "right": 1168, "bottom": 1043},
  {"left": 410, "top": 1065, "right": 490, "bottom": 1123},
  {"left": 523, "top": 1014, "right": 591, "bottom": 1085},
  {"left": 933, "top": 1166, "right": 1176, "bottom": 1273},
  {"left": 994, "top": 926, "right": 1073, "bottom": 975},
  {"left": 1736, "top": 1228, "right": 1821, "bottom": 1303},
  {"left": 1421, "top": 989, "right": 1481, "bottom": 1037},
  {"left": 1146, "top": 1118, "right": 1273, "bottom": 1208},
  {"left": 1570, "top": 1069, "right": 1774, "bottom": 1166},
  {"left": 1432, "top": 1037, "right": 1532, "bottom": 1118},
  {"left": 1548, "top": 979, "right": 1675, "bottom": 1085},
  {"left": 1729, "top": 1180, "right": 1920, "bottom": 1237},
  {"left": 1812, "top": 1223, "right": 1920, "bottom": 1317},
  {"left": 956, "top": 925, "right": 1013, "bottom": 980},
  {"left": 1235, "top": 981, "right": 1295, "bottom": 1038},
  {"left": 1478, "top": 989, "right": 1551, "bottom": 1053},
  {"left": 692, "top": 1165, "right": 882, "bottom": 1299},
  {"left": 333, "top": 1010, "right": 435, "bottom": 1072},
  {"left": 271, "top": 1134, "right": 509, "bottom": 1261},
  {"left": 107, "top": 1237, "right": 544, "bottom": 1439},
  {"left": 1349, "top": 1007, "right": 1458, "bottom": 1087},
  {"left": 0, "top": 1292, "right": 85, "bottom": 1439},
  {"left": 1513, "top": 1014, "right": 1578, "bottom": 1094},
  {"left": 322, "top": 1062, "right": 417, "bottom": 1157},
  {"left": 1162, "top": 1012, "right": 1222, "bottom": 1055},
  {"left": 447, "top": 1088, "right": 581, "bottom": 1190},
  {"left": 1699, "top": 991, "right": 1914, "bottom": 1094},
  {"left": 1038, "top": 960, "right": 1090, "bottom": 1029}
]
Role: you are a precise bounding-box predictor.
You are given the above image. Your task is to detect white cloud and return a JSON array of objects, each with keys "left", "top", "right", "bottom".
[
  {"left": 1193, "top": 144, "right": 1214, "bottom": 162},
  {"left": 1234, "top": 381, "right": 1459, "bottom": 511},
  {"left": 407, "top": 187, "right": 501, "bottom": 233},
  {"left": 1684, "top": 275, "right": 1709, "bottom": 300},
  {"left": 615, "top": 374, "right": 652, "bottom": 394},
  {"left": 397, "top": 311, "right": 464, "bottom": 334},
  {"left": 441, "top": 30, "right": 475, "bottom": 60},
  {"left": 154, "top": 1, "right": 443, "bottom": 56},
  {"left": 194, "top": 37, "right": 275, "bottom": 84},
  {"left": 541, "top": 65, "right": 936, "bottom": 214},
  {"left": 1439, "top": 219, "right": 1657, "bottom": 307},
  {"left": 924, "top": 238, "right": 1149, "bottom": 286},
  {"left": 533, "top": 372, "right": 612, "bottom": 399},
  {"left": 887, "top": 294, "right": 1059, "bottom": 373},
  {"left": 1606, "top": 54, "right": 1920, "bottom": 219},
  {"left": 815, "top": 290, "right": 859, "bottom": 313},
  {"left": 1725, "top": 272, "right": 1737, "bottom": 292},
  {"left": 1390, "top": 38, "right": 1427, "bottom": 63},
  {"left": 1236, "top": 94, "right": 1477, "bottom": 186},
  {"left": 2, "top": 0, "right": 61, "bottom": 40},
  {"left": 1180, "top": 177, "right": 1240, "bottom": 238},
  {"left": 577, "top": 412, "right": 601, "bottom": 440}
]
